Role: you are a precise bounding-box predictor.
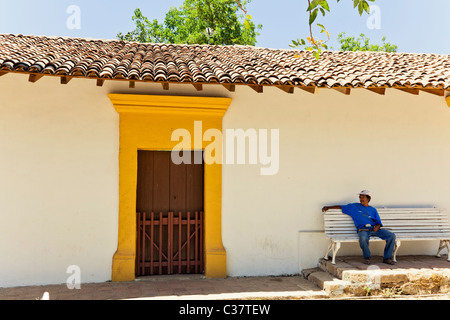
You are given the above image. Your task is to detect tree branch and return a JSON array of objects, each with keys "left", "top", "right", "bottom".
[{"left": 236, "top": 0, "right": 247, "bottom": 15}]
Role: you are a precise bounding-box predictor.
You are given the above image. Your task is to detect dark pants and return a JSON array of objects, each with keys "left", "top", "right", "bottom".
[{"left": 358, "top": 229, "right": 396, "bottom": 260}]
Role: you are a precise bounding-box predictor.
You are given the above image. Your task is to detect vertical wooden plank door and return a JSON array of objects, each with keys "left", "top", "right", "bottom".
[{"left": 136, "top": 151, "right": 204, "bottom": 276}]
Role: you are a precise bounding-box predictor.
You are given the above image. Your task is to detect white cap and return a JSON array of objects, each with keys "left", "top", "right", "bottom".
[{"left": 358, "top": 190, "right": 371, "bottom": 196}]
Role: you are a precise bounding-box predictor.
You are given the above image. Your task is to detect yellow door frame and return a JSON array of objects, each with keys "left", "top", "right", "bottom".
[{"left": 108, "top": 93, "right": 231, "bottom": 281}]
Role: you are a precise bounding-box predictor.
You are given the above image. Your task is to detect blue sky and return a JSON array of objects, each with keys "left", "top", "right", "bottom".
[{"left": 0, "top": 0, "right": 448, "bottom": 54}]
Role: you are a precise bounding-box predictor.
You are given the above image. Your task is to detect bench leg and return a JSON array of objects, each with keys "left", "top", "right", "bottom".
[
  {"left": 331, "top": 242, "right": 341, "bottom": 265},
  {"left": 393, "top": 240, "right": 401, "bottom": 262},
  {"left": 436, "top": 240, "right": 449, "bottom": 260},
  {"left": 448, "top": 241, "right": 450, "bottom": 262},
  {"left": 324, "top": 240, "right": 341, "bottom": 265},
  {"left": 324, "top": 241, "right": 333, "bottom": 261}
]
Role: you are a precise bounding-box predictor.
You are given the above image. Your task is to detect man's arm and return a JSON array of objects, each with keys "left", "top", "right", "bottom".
[
  {"left": 372, "top": 209, "right": 383, "bottom": 231},
  {"left": 322, "top": 205, "right": 342, "bottom": 212}
]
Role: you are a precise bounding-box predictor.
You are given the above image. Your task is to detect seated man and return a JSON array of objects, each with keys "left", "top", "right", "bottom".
[{"left": 322, "top": 190, "right": 396, "bottom": 265}]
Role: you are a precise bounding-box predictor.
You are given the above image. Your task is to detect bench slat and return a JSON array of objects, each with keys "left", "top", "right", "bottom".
[
  {"left": 324, "top": 219, "right": 450, "bottom": 224},
  {"left": 325, "top": 237, "right": 450, "bottom": 242},
  {"left": 326, "top": 233, "right": 450, "bottom": 238},
  {"left": 325, "top": 214, "right": 448, "bottom": 219},
  {"left": 324, "top": 208, "right": 450, "bottom": 239},
  {"left": 325, "top": 229, "right": 450, "bottom": 233},
  {"left": 325, "top": 226, "right": 450, "bottom": 230},
  {"left": 322, "top": 208, "right": 450, "bottom": 264}
]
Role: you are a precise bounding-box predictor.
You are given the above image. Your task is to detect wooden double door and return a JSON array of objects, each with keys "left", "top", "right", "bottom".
[{"left": 135, "top": 151, "right": 204, "bottom": 276}]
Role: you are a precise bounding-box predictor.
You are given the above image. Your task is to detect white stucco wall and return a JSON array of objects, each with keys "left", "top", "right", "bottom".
[
  {"left": 0, "top": 74, "right": 121, "bottom": 287},
  {"left": 0, "top": 74, "right": 227, "bottom": 287},
  {"left": 1, "top": 72, "right": 449, "bottom": 286},
  {"left": 221, "top": 85, "right": 450, "bottom": 276}
]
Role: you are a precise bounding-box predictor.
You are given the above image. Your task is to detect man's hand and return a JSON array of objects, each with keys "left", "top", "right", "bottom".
[
  {"left": 373, "top": 224, "right": 381, "bottom": 232},
  {"left": 322, "top": 205, "right": 341, "bottom": 212}
]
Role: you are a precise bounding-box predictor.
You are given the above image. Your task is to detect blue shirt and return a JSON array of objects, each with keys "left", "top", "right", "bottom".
[{"left": 341, "top": 203, "right": 383, "bottom": 230}]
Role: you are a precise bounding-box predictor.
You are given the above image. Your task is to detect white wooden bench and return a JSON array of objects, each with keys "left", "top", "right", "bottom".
[{"left": 323, "top": 208, "right": 450, "bottom": 264}]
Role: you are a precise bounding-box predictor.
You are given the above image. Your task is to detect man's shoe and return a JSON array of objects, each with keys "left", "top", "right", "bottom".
[
  {"left": 383, "top": 258, "right": 395, "bottom": 265},
  {"left": 364, "top": 258, "right": 371, "bottom": 265}
]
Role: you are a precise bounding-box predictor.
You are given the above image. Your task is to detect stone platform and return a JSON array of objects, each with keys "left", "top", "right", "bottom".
[{"left": 302, "top": 255, "right": 450, "bottom": 297}]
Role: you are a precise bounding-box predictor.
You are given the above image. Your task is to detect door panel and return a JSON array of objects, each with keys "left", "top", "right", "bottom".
[{"left": 136, "top": 151, "right": 204, "bottom": 275}]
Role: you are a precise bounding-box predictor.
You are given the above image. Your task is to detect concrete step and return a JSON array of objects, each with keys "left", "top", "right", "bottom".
[
  {"left": 319, "top": 258, "right": 356, "bottom": 279},
  {"left": 302, "top": 268, "right": 351, "bottom": 295},
  {"left": 314, "top": 256, "right": 450, "bottom": 296},
  {"left": 306, "top": 266, "right": 400, "bottom": 296},
  {"left": 319, "top": 258, "right": 409, "bottom": 287}
]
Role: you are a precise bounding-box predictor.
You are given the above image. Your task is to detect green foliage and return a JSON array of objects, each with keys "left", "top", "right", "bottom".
[
  {"left": 116, "top": 9, "right": 166, "bottom": 43},
  {"left": 353, "top": 0, "right": 375, "bottom": 15},
  {"left": 117, "top": 0, "right": 262, "bottom": 45},
  {"left": 337, "top": 32, "right": 398, "bottom": 52},
  {"left": 290, "top": 0, "right": 377, "bottom": 60}
]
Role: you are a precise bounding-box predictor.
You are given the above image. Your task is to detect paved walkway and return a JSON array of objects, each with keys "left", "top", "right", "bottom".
[
  {"left": 0, "top": 274, "right": 328, "bottom": 300},
  {"left": 1, "top": 255, "right": 449, "bottom": 300}
]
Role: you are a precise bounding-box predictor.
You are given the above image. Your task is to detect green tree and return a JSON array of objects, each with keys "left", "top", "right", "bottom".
[
  {"left": 117, "top": 0, "right": 262, "bottom": 45},
  {"left": 289, "top": 0, "right": 377, "bottom": 59},
  {"left": 337, "top": 32, "right": 398, "bottom": 52}
]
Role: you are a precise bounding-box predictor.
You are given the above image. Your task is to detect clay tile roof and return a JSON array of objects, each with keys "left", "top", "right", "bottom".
[{"left": 0, "top": 33, "right": 449, "bottom": 89}]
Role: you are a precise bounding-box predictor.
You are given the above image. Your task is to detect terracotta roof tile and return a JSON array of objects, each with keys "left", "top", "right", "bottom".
[{"left": 0, "top": 33, "right": 449, "bottom": 89}]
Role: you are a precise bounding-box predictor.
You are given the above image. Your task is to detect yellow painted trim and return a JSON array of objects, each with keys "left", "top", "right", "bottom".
[
  {"left": 109, "top": 94, "right": 231, "bottom": 281},
  {"left": 109, "top": 94, "right": 231, "bottom": 115}
]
